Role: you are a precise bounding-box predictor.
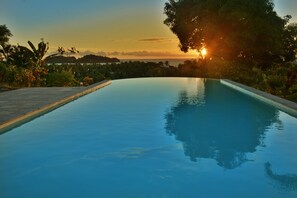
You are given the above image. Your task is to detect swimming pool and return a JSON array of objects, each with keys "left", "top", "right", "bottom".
[{"left": 0, "top": 78, "right": 297, "bottom": 197}]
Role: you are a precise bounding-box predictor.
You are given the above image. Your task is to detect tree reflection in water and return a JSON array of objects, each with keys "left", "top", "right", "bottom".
[
  {"left": 165, "top": 80, "right": 280, "bottom": 169},
  {"left": 265, "top": 162, "right": 297, "bottom": 191}
]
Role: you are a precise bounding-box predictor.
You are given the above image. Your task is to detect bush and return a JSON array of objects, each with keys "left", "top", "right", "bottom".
[
  {"left": 82, "top": 76, "right": 94, "bottom": 86},
  {"left": 14, "top": 68, "right": 36, "bottom": 87},
  {"left": 46, "top": 71, "right": 78, "bottom": 87},
  {"left": 0, "top": 62, "right": 7, "bottom": 83},
  {"left": 266, "top": 75, "right": 284, "bottom": 89}
]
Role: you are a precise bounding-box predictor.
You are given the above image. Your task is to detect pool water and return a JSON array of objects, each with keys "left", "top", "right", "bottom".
[{"left": 0, "top": 78, "right": 297, "bottom": 198}]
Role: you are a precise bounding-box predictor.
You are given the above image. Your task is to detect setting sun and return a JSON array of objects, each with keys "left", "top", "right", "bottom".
[{"left": 201, "top": 48, "right": 207, "bottom": 57}]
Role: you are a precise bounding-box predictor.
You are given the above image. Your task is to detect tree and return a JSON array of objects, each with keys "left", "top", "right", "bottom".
[
  {"left": 0, "top": 25, "right": 13, "bottom": 61},
  {"left": 27, "top": 40, "right": 49, "bottom": 67},
  {"left": 7, "top": 40, "right": 49, "bottom": 69},
  {"left": 282, "top": 23, "right": 297, "bottom": 62},
  {"left": 164, "top": 0, "right": 289, "bottom": 65},
  {"left": 0, "top": 24, "right": 12, "bottom": 46},
  {"left": 3, "top": 40, "right": 49, "bottom": 86}
]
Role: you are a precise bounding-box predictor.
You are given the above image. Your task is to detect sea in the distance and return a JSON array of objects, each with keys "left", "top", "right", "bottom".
[{"left": 120, "top": 58, "right": 197, "bottom": 67}]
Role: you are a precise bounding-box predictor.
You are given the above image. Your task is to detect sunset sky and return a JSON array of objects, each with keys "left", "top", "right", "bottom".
[{"left": 1, "top": 0, "right": 296, "bottom": 59}]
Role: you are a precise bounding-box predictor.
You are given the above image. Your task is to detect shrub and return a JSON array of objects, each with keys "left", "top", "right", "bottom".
[
  {"left": 82, "top": 76, "right": 94, "bottom": 86},
  {"left": 15, "top": 68, "right": 36, "bottom": 87},
  {"left": 46, "top": 71, "right": 78, "bottom": 87},
  {"left": 0, "top": 62, "right": 7, "bottom": 83}
]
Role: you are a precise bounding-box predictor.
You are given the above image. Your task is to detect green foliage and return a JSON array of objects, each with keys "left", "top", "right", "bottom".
[
  {"left": 178, "top": 60, "right": 205, "bottom": 77},
  {"left": 0, "top": 62, "right": 7, "bottom": 83},
  {"left": 0, "top": 63, "right": 17, "bottom": 85},
  {"left": 0, "top": 63, "right": 48, "bottom": 87},
  {"left": 265, "top": 75, "right": 284, "bottom": 94},
  {"left": 73, "top": 65, "right": 106, "bottom": 82},
  {"left": 0, "top": 25, "right": 13, "bottom": 62},
  {"left": 0, "top": 61, "right": 5, "bottom": 77},
  {"left": 7, "top": 45, "right": 34, "bottom": 68},
  {"left": 14, "top": 68, "right": 36, "bottom": 87},
  {"left": 46, "top": 71, "right": 78, "bottom": 87}
]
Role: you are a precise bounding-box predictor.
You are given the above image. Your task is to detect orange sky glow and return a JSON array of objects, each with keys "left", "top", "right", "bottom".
[{"left": 0, "top": 0, "right": 296, "bottom": 60}]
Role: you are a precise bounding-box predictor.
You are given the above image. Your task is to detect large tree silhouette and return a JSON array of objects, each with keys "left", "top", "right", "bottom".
[{"left": 164, "top": 0, "right": 294, "bottom": 64}]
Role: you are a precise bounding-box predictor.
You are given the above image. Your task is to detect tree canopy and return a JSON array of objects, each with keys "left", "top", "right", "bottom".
[
  {"left": 0, "top": 24, "right": 12, "bottom": 47},
  {"left": 282, "top": 23, "right": 297, "bottom": 62},
  {"left": 164, "top": 0, "right": 296, "bottom": 64}
]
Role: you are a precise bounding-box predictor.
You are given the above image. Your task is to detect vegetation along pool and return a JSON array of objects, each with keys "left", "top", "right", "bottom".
[{"left": 0, "top": 78, "right": 297, "bottom": 198}]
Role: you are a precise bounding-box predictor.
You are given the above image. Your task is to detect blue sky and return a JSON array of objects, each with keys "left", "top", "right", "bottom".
[
  {"left": 274, "top": 0, "right": 297, "bottom": 21},
  {"left": 0, "top": 0, "right": 296, "bottom": 58}
]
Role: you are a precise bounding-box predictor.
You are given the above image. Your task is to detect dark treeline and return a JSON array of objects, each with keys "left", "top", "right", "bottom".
[
  {"left": 46, "top": 61, "right": 179, "bottom": 86},
  {"left": 44, "top": 58, "right": 297, "bottom": 102},
  {"left": 45, "top": 54, "right": 120, "bottom": 64}
]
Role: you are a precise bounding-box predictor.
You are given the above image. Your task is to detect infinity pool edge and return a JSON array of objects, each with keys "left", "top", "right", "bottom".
[{"left": 221, "top": 79, "right": 297, "bottom": 117}]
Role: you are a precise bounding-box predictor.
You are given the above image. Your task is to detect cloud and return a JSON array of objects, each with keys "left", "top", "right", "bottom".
[
  {"left": 78, "top": 50, "right": 107, "bottom": 57},
  {"left": 78, "top": 50, "right": 183, "bottom": 58},
  {"left": 119, "top": 51, "right": 179, "bottom": 57},
  {"left": 138, "top": 37, "right": 173, "bottom": 42},
  {"left": 108, "top": 51, "right": 121, "bottom": 56}
]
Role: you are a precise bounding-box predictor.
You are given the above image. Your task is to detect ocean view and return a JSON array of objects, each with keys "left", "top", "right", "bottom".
[{"left": 121, "top": 59, "right": 196, "bottom": 67}]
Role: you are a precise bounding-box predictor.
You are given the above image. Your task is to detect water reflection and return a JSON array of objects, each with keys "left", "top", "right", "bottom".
[
  {"left": 165, "top": 80, "right": 280, "bottom": 169},
  {"left": 265, "top": 162, "right": 297, "bottom": 191}
]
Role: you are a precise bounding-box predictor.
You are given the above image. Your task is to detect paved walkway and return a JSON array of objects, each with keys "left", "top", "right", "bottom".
[{"left": 0, "top": 80, "right": 111, "bottom": 133}]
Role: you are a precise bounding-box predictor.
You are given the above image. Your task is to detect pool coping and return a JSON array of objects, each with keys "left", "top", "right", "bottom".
[
  {"left": 0, "top": 80, "right": 112, "bottom": 134},
  {"left": 221, "top": 79, "right": 297, "bottom": 117}
]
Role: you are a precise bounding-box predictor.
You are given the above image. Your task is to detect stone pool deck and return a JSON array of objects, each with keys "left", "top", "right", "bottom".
[{"left": 0, "top": 80, "right": 111, "bottom": 133}]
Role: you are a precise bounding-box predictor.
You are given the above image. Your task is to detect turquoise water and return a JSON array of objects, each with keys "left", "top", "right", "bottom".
[{"left": 0, "top": 78, "right": 297, "bottom": 198}]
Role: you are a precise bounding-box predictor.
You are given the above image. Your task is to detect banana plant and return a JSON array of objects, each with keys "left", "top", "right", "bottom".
[
  {"left": 27, "top": 40, "right": 49, "bottom": 67},
  {"left": 6, "top": 45, "right": 33, "bottom": 68},
  {"left": 3, "top": 40, "right": 49, "bottom": 69}
]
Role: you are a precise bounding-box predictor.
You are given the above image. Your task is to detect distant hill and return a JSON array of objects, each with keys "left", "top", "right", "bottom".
[
  {"left": 45, "top": 56, "right": 77, "bottom": 63},
  {"left": 45, "top": 54, "right": 120, "bottom": 64},
  {"left": 77, "top": 55, "right": 120, "bottom": 63}
]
